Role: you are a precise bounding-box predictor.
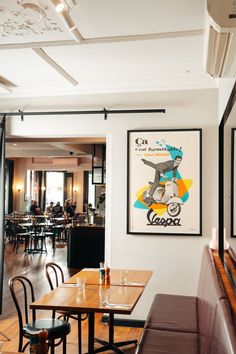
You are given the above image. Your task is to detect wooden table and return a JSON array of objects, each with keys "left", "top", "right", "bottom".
[
  {"left": 66, "top": 268, "right": 153, "bottom": 287},
  {"left": 31, "top": 269, "right": 152, "bottom": 353},
  {"left": 30, "top": 284, "right": 144, "bottom": 354}
]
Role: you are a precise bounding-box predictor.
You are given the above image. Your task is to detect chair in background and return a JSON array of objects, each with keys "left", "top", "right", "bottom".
[
  {"left": 5, "top": 220, "right": 16, "bottom": 244},
  {"left": 12, "top": 224, "right": 30, "bottom": 254},
  {"left": 30, "top": 221, "right": 48, "bottom": 253},
  {"left": 9, "top": 275, "right": 71, "bottom": 353},
  {"left": 45, "top": 262, "right": 87, "bottom": 354}
]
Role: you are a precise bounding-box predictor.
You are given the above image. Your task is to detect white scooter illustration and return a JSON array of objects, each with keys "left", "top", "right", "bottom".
[{"left": 142, "top": 178, "right": 183, "bottom": 217}]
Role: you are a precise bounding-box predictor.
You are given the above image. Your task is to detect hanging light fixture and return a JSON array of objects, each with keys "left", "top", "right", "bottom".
[
  {"left": 55, "top": 0, "right": 65, "bottom": 12},
  {"left": 49, "top": 0, "right": 83, "bottom": 42}
]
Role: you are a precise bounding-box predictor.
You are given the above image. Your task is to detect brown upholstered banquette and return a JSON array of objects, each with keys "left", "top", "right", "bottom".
[{"left": 136, "top": 246, "right": 236, "bottom": 354}]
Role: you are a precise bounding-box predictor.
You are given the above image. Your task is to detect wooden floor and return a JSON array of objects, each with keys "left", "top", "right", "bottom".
[{"left": 0, "top": 239, "right": 143, "bottom": 353}]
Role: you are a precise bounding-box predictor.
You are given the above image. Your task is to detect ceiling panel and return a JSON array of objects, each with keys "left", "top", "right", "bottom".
[
  {"left": 45, "top": 36, "right": 212, "bottom": 86},
  {"left": 70, "top": 0, "right": 205, "bottom": 38},
  {"left": 0, "top": 34, "right": 215, "bottom": 98},
  {"left": 6, "top": 139, "right": 106, "bottom": 158},
  {"left": 0, "top": 48, "right": 72, "bottom": 87}
]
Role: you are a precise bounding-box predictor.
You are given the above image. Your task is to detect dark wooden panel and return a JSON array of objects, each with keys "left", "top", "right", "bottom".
[{"left": 67, "top": 226, "right": 105, "bottom": 268}]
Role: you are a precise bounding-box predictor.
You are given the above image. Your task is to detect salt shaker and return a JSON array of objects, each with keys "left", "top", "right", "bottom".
[{"left": 105, "top": 266, "right": 110, "bottom": 285}]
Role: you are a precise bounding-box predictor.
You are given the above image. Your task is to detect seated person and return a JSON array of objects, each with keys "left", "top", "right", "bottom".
[
  {"left": 30, "top": 200, "right": 42, "bottom": 215},
  {"left": 87, "top": 203, "right": 96, "bottom": 215},
  {"left": 52, "top": 202, "right": 63, "bottom": 217},
  {"left": 45, "top": 201, "right": 54, "bottom": 215},
  {"left": 71, "top": 199, "right": 77, "bottom": 211},
  {"left": 64, "top": 200, "right": 75, "bottom": 217}
]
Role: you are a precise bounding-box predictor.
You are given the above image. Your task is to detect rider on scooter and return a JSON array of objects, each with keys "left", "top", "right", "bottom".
[{"left": 141, "top": 155, "right": 182, "bottom": 205}]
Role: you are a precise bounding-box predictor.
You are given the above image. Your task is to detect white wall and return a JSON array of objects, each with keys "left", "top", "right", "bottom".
[
  {"left": 6, "top": 88, "right": 218, "bottom": 320},
  {"left": 218, "top": 78, "right": 235, "bottom": 121}
]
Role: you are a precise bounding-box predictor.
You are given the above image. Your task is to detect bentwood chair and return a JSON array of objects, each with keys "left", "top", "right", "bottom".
[
  {"left": 45, "top": 262, "right": 88, "bottom": 354},
  {"left": 13, "top": 224, "right": 31, "bottom": 254},
  {"left": 9, "top": 275, "right": 71, "bottom": 353}
]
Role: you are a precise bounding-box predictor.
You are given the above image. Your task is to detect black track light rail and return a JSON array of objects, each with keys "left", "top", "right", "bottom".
[{"left": 0, "top": 107, "right": 165, "bottom": 121}]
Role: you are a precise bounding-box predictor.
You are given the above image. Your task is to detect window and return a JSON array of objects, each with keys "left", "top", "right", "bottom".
[{"left": 45, "top": 172, "right": 64, "bottom": 206}]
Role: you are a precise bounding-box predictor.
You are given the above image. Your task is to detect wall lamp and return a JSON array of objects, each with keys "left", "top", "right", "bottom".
[
  {"left": 73, "top": 186, "right": 80, "bottom": 193},
  {"left": 16, "top": 184, "right": 23, "bottom": 192}
]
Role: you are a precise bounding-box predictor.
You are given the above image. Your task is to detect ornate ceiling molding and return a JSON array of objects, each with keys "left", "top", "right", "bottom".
[
  {"left": 0, "top": 0, "right": 63, "bottom": 37},
  {"left": 0, "top": 0, "right": 74, "bottom": 43}
]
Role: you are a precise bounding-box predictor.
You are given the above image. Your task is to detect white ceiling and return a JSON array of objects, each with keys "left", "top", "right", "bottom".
[
  {"left": 1, "top": 0, "right": 217, "bottom": 159},
  {"left": 6, "top": 137, "right": 106, "bottom": 159},
  {"left": 0, "top": 0, "right": 215, "bottom": 104}
]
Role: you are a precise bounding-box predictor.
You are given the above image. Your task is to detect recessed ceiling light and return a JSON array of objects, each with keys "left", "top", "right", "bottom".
[
  {"left": 185, "top": 70, "right": 194, "bottom": 74},
  {"left": 13, "top": 143, "right": 17, "bottom": 146}
]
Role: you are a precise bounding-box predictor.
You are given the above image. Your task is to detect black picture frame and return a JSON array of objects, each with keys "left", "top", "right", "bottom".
[
  {"left": 127, "top": 129, "right": 202, "bottom": 235},
  {"left": 92, "top": 167, "right": 104, "bottom": 184},
  {"left": 231, "top": 128, "right": 236, "bottom": 237}
]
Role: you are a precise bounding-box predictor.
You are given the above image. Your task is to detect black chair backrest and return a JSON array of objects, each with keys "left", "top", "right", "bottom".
[
  {"left": 5, "top": 220, "right": 15, "bottom": 236},
  {"left": 9, "top": 275, "right": 36, "bottom": 334},
  {"left": 45, "top": 262, "right": 65, "bottom": 290}
]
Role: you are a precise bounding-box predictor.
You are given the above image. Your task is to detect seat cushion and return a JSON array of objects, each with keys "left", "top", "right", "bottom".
[
  {"left": 24, "top": 318, "right": 71, "bottom": 339},
  {"left": 137, "top": 328, "right": 198, "bottom": 354},
  {"left": 145, "top": 294, "right": 197, "bottom": 333}
]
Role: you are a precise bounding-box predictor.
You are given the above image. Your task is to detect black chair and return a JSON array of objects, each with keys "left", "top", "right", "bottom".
[
  {"left": 13, "top": 224, "right": 31, "bottom": 253},
  {"left": 5, "top": 220, "right": 16, "bottom": 244},
  {"left": 45, "top": 262, "right": 87, "bottom": 354},
  {"left": 9, "top": 275, "right": 71, "bottom": 353}
]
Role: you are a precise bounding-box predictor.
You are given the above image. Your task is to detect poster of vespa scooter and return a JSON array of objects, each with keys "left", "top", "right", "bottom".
[{"left": 127, "top": 129, "right": 202, "bottom": 235}]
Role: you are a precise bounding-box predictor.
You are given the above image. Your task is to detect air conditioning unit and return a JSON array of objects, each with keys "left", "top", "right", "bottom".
[{"left": 205, "top": 0, "right": 236, "bottom": 77}]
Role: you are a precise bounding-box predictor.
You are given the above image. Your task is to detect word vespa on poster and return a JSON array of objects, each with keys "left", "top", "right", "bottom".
[{"left": 127, "top": 129, "right": 202, "bottom": 235}]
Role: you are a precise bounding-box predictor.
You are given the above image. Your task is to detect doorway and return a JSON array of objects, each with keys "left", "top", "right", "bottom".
[{"left": 5, "top": 137, "right": 106, "bottom": 216}]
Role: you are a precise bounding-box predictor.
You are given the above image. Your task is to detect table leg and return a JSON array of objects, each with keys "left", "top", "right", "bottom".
[
  {"left": 109, "top": 313, "right": 114, "bottom": 344},
  {"left": 52, "top": 233, "right": 55, "bottom": 250},
  {"left": 88, "top": 312, "right": 95, "bottom": 354},
  {"left": 93, "top": 313, "right": 137, "bottom": 354}
]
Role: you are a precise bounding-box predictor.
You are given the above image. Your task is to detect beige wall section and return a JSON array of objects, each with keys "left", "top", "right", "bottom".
[
  {"left": 13, "top": 158, "right": 28, "bottom": 213},
  {"left": 73, "top": 171, "right": 84, "bottom": 214}
]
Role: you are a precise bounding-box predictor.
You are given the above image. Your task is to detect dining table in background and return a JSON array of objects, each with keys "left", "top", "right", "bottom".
[{"left": 18, "top": 221, "right": 55, "bottom": 253}]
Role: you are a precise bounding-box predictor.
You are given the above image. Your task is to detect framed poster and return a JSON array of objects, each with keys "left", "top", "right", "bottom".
[
  {"left": 92, "top": 167, "right": 104, "bottom": 184},
  {"left": 231, "top": 129, "right": 236, "bottom": 237},
  {"left": 127, "top": 129, "right": 202, "bottom": 235}
]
